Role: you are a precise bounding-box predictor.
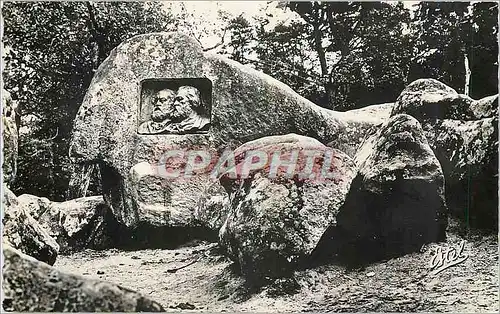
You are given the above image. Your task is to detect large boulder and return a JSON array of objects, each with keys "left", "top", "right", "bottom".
[
  {"left": 17, "top": 194, "right": 119, "bottom": 253},
  {"left": 69, "top": 32, "right": 357, "bottom": 232},
  {"left": 391, "top": 78, "right": 477, "bottom": 121},
  {"left": 2, "top": 246, "right": 164, "bottom": 312},
  {"left": 316, "top": 114, "right": 448, "bottom": 264},
  {"left": 2, "top": 89, "right": 19, "bottom": 185},
  {"left": 218, "top": 134, "right": 356, "bottom": 283},
  {"left": 422, "top": 117, "right": 498, "bottom": 229},
  {"left": 2, "top": 186, "right": 59, "bottom": 265},
  {"left": 391, "top": 79, "right": 498, "bottom": 230}
]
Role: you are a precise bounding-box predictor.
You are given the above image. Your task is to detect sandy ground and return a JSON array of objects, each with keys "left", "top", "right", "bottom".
[{"left": 55, "top": 231, "right": 498, "bottom": 312}]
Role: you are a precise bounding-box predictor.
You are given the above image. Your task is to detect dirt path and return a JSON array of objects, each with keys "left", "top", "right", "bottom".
[{"left": 55, "top": 232, "right": 498, "bottom": 312}]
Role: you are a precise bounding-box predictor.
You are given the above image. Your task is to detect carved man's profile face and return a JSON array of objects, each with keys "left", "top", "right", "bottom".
[
  {"left": 151, "top": 88, "right": 176, "bottom": 122},
  {"left": 170, "top": 86, "right": 201, "bottom": 121}
]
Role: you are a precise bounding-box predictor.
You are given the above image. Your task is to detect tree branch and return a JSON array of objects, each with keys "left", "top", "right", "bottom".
[
  {"left": 86, "top": 1, "right": 107, "bottom": 64},
  {"left": 202, "top": 27, "right": 228, "bottom": 52}
]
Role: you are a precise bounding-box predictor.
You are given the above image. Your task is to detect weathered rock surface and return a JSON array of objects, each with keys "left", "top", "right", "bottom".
[
  {"left": 332, "top": 102, "right": 394, "bottom": 156},
  {"left": 422, "top": 117, "right": 498, "bottom": 229},
  {"left": 16, "top": 193, "right": 53, "bottom": 219},
  {"left": 126, "top": 158, "right": 219, "bottom": 228},
  {"left": 2, "top": 245, "right": 165, "bottom": 312},
  {"left": 2, "top": 89, "right": 19, "bottom": 185},
  {"left": 316, "top": 114, "right": 447, "bottom": 264},
  {"left": 392, "top": 78, "right": 498, "bottom": 122},
  {"left": 2, "top": 186, "right": 59, "bottom": 265},
  {"left": 219, "top": 134, "right": 356, "bottom": 282},
  {"left": 69, "top": 32, "right": 356, "bottom": 231},
  {"left": 391, "top": 78, "right": 477, "bottom": 121},
  {"left": 17, "top": 194, "right": 119, "bottom": 253},
  {"left": 469, "top": 94, "right": 498, "bottom": 119},
  {"left": 391, "top": 79, "right": 498, "bottom": 230},
  {"left": 194, "top": 182, "right": 230, "bottom": 234}
]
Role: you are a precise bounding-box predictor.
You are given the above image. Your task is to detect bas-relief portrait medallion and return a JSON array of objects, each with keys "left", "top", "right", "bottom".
[{"left": 138, "top": 78, "right": 212, "bottom": 135}]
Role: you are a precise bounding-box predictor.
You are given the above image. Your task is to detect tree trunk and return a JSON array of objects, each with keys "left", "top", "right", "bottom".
[
  {"left": 312, "top": 23, "right": 333, "bottom": 108},
  {"left": 464, "top": 53, "right": 471, "bottom": 96}
]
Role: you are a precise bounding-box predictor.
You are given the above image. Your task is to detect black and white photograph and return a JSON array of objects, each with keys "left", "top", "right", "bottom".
[{"left": 1, "top": 1, "right": 498, "bottom": 312}]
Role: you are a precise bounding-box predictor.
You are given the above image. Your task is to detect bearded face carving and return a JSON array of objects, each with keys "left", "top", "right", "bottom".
[
  {"left": 151, "top": 89, "right": 176, "bottom": 122},
  {"left": 138, "top": 83, "right": 210, "bottom": 135}
]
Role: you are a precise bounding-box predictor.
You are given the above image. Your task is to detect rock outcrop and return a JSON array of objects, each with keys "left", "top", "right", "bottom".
[
  {"left": 219, "top": 134, "right": 356, "bottom": 283},
  {"left": 17, "top": 194, "right": 119, "bottom": 252},
  {"left": 316, "top": 114, "right": 448, "bottom": 264},
  {"left": 2, "top": 246, "right": 165, "bottom": 312},
  {"left": 391, "top": 79, "right": 498, "bottom": 230},
  {"left": 69, "top": 32, "right": 356, "bottom": 232},
  {"left": 422, "top": 117, "right": 498, "bottom": 229},
  {"left": 2, "top": 186, "right": 59, "bottom": 265},
  {"left": 391, "top": 79, "right": 476, "bottom": 120}
]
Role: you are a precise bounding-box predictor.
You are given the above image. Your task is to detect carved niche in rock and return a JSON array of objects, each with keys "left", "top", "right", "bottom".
[{"left": 137, "top": 78, "right": 212, "bottom": 135}]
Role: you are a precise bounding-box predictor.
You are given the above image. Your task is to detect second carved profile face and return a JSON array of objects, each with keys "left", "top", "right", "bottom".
[{"left": 170, "top": 86, "right": 200, "bottom": 121}]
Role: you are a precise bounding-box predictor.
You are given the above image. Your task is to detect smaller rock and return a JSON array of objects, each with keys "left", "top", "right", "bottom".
[
  {"left": 470, "top": 94, "right": 498, "bottom": 119},
  {"left": 2, "top": 246, "right": 164, "bottom": 312},
  {"left": 219, "top": 134, "right": 356, "bottom": 283},
  {"left": 217, "top": 294, "right": 229, "bottom": 301},
  {"left": 17, "top": 194, "right": 118, "bottom": 252},
  {"left": 170, "top": 302, "right": 196, "bottom": 310},
  {"left": 2, "top": 186, "right": 59, "bottom": 265},
  {"left": 194, "top": 182, "right": 231, "bottom": 234}
]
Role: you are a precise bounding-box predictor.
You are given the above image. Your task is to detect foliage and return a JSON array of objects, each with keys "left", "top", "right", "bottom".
[
  {"left": 224, "top": 15, "right": 255, "bottom": 63},
  {"left": 408, "top": 1, "right": 498, "bottom": 97},
  {"left": 226, "top": 2, "right": 412, "bottom": 110},
  {"left": 3, "top": 1, "right": 175, "bottom": 200},
  {"left": 408, "top": 2, "right": 472, "bottom": 92},
  {"left": 166, "top": 2, "right": 232, "bottom": 52},
  {"left": 220, "top": 2, "right": 496, "bottom": 109},
  {"left": 282, "top": 2, "right": 411, "bottom": 110},
  {"left": 469, "top": 2, "right": 498, "bottom": 98},
  {"left": 252, "top": 20, "right": 324, "bottom": 104}
]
